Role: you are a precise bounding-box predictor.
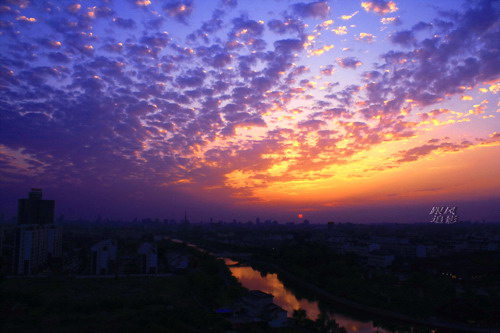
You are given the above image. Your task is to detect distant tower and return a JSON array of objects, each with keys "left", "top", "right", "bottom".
[{"left": 14, "top": 189, "right": 62, "bottom": 275}]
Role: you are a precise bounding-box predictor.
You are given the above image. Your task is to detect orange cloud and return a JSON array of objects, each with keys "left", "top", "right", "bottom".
[
  {"left": 135, "top": 0, "right": 151, "bottom": 6},
  {"left": 381, "top": 17, "right": 398, "bottom": 24},
  {"left": 332, "top": 26, "right": 348, "bottom": 35},
  {"left": 361, "top": 1, "right": 398, "bottom": 15},
  {"left": 357, "top": 32, "right": 375, "bottom": 43},
  {"left": 340, "top": 11, "right": 359, "bottom": 20},
  {"left": 16, "top": 16, "right": 36, "bottom": 22},
  {"left": 308, "top": 44, "right": 334, "bottom": 56}
]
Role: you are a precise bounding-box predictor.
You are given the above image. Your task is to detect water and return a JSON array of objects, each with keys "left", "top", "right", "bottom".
[{"left": 227, "top": 259, "right": 392, "bottom": 333}]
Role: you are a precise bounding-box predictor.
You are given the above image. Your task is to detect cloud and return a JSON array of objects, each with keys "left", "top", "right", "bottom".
[
  {"left": 332, "top": 26, "right": 348, "bottom": 35},
  {"left": 0, "top": 0, "right": 498, "bottom": 218},
  {"left": 16, "top": 15, "right": 36, "bottom": 23},
  {"left": 163, "top": 0, "right": 193, "bottom": 23},
  {"left": 361, "top": 0, "right": 398, "bottom": 15},
  {"left": 320, "top": 65, "right": 335, "bottom": 76},
  {"left": 274, "top": 38, "right": 304, "bottom": 54},
  {"left": 229, "top": 15, "right": 265, "bottom": 45},
  {"left": 313, "top": 107, "right": 351, "bottom": 119},
  {"left": 340, "top": 11, "right": 359, "bottom": 20},
  {"left": 390, "top": 30, "right": 416, "bottom": 47},
  {"left": 381, "top": 17, "right": 400, "bottom": 25},
  {"left": 47, "top": 52, "right": 70, "bottom": 63},
  {"left": 86, "top": 6, "right": 115, "bottom": 19},
  {"left": 357, "top": 32, "right": 375, "bottom": 43},
  {"left": 221, "top": 0, "right": 237, "bottom": 8},
  {"left": 297, "top": 119, "right": 326, "bottom": 130},
  {"left": 336, "top": 57, "right": 363, "bottom": 69},
  {"left": 66, "top": 4, "right": 81, "bottom": 13},
  {"left": 133, "top": 0, "right": 151, "bottom": 7},
  {"left": 268, "top": 18, "right": 305, "bottom": 36},
  {"left": 394, "top": 140, "right": 474, "bottom": 163},
  {"left": 377, "top": 0, "right": 500, "bottom": 109},
  {"left": 37, "top": 38, "right": 62, "bottom": 49},
  {"left": 112, "top": 17, "right": 136, "bottom": 29},
  {"left": 292, "top": 1, "right": 331, "bottom": 19}
]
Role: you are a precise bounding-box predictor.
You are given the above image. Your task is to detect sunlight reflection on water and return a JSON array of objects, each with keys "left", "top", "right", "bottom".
[{"left": 228, "top": 263, "right": 390, "bottom": 333}]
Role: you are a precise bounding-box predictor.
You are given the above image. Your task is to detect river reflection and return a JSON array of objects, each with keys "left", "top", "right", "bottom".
[
  {"left": 230, "top": 266, "right": 322, "bottom": 318},
  {"left": 228, "top": 262, "right": 390, "bottom": 333}
]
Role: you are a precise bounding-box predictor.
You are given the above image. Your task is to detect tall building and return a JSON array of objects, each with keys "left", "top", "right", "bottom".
[
  {"left": 13, "top": 189, "right": 62, "bottom": 275},
  {"left": 17, "top": 188, "right": 55, "bottom": 225}
]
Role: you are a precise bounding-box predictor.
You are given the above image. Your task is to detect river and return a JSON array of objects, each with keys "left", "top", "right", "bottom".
[
  {"left": 226, "top": 259, "right": 394, "bottom": 333},
  {"left": 170, "top": 238, "right": 405, "bottom": 332}
]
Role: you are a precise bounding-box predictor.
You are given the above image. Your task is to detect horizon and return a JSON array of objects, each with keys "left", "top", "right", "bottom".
[
  {"left": 1, "top": 0, "right": 499, "bottom": 223},
  {"left": 1, "top": 188, "right": 498, "bottom": 224}
]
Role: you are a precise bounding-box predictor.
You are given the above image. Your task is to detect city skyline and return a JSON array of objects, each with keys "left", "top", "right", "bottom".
[{"left": 1, "top": 0, "right": 499, "bottom": 223}]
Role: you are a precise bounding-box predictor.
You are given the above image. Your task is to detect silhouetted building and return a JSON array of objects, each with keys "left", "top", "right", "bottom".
[
  {"left": 241, "top": 290, "right": 274, "bottom": 317},
  {"left": 0, "top": 225, "right": 16, "bottom": 274},
  {"left": 167, "top": 252, "right": 189, "bottom": 272},
  {"left": 237, "top": 290, "right": 287, "bottom": 327},
  {"left": 13, "top": 189, "right": 62, "bottom": 275},
  {"left": 17, "top": 188, "right": 55, "bottom": 225},
  {"left": 367, "top": 250, "right": 395, "bottom": 267},
  {"left": 138, "top": 242, "right": 158, "bottom": 274},
  {"left": 90, "top": 239, "right": 117, "bottom": 275}
]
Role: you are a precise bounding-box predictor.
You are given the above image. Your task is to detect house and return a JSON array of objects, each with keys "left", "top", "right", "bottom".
[
  {"left": 90, "top": 239, "right": 117, "bottom": 275},
  {"left": 138, "top": 242, "right": 158, "bottom": 274},
  {"left": 167, "top": 252, "right": 189, "bottom": 272},
  {"left": 264, "top": 303, "right": 288, "bottom": 327},
  {"left": 236, "top": 290, "right": 288, "bottom": 327},
  {"left": 241, "top": 290, "right": 274, "bottom": 317}
]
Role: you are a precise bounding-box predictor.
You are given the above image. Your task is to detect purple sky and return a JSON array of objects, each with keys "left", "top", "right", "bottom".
[{"left": 0, "top": 0, "right": 499, "bottom": 223}]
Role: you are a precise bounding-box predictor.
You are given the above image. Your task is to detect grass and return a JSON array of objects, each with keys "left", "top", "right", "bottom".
[{"left": 1, "top": 275, "right": 235, "bottom": 333}]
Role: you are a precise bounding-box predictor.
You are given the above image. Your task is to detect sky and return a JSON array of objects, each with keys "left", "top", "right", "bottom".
[{"left": 0, "top": 0, "right": 499, "bottom": 223}]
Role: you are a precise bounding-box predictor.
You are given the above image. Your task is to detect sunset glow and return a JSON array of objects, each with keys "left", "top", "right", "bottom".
[{"left": 0, "top": 0, "right": 498, "bottom": 222}]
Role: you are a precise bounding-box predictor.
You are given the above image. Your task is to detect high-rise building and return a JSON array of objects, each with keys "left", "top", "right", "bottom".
[
  {"left": 17, "top": 188, "right": 55, "bottom": 225},
  {"left": 13, "top": 189, "right": 62, "bottom": 275}
]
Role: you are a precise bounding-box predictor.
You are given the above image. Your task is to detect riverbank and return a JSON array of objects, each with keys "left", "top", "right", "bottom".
[
  {"left": 170, "top": 238, "right": 499, "bottom": 332},
  {"left": 251, "top": 259, "right": 498, "bottom": 333}
]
